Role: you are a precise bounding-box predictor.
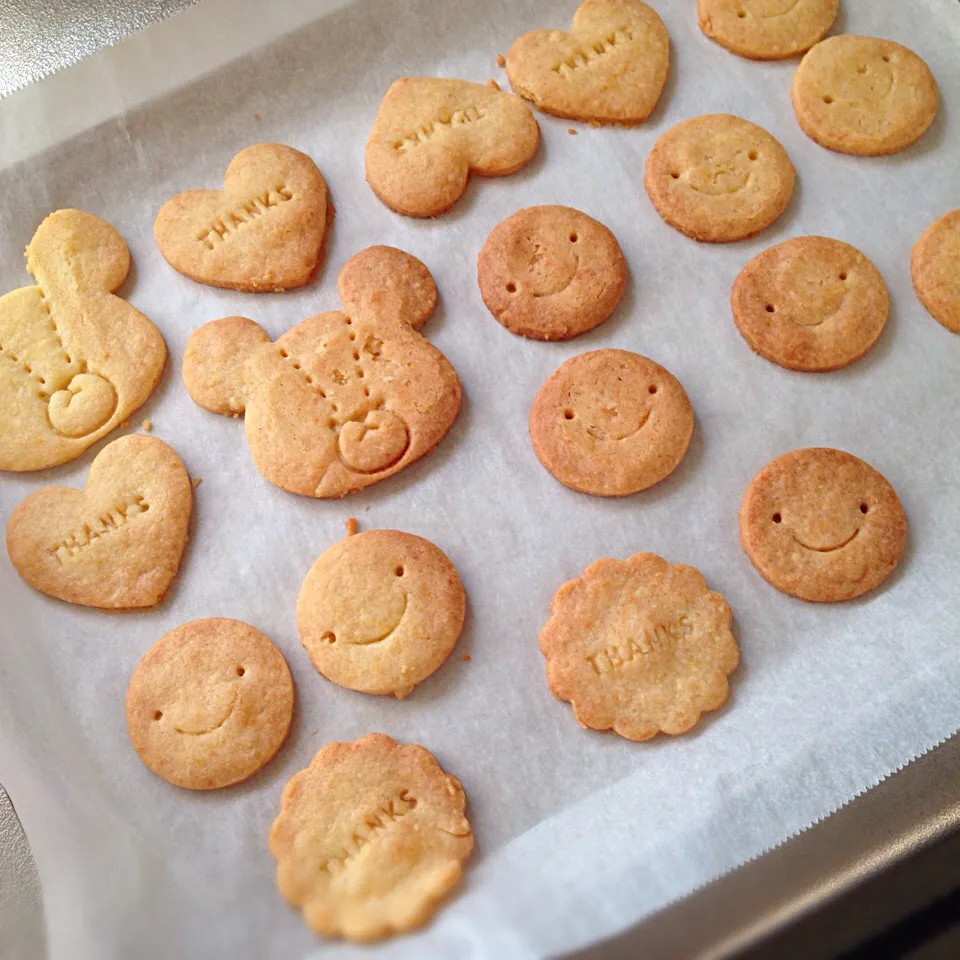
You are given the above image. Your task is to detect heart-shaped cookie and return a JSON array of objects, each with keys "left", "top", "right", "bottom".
[
  {"left": 154, "top": 142, "right": 329, "bottom": 292},
  {"left": 365, "top": 78, "right": 540, "bottom": 217},
  {"left": 506, "top": 0, "right": 670, "bottom": 126},
  {"left": 6, "top": 434, "right": 193, "bottom": 609}
]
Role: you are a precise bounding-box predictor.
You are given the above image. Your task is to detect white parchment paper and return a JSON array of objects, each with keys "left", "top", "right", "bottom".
[{"left": 1, "top": 1, "right": 959, "bottom": 958}]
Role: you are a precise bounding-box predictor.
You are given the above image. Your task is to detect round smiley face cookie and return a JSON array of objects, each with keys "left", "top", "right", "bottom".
[
  {"left": 732, "top": 236, "right": 889, "bottom": 371},
  {"left": 126, "top": 618, "right": 295, "bottom": 789},
  {"left": 645, "top": 114, "right": 795, "bottom": 243},
  {"left": 740, "top": 448, "right": 907, "bottom": 602},
  {"left": 540, "top": 553, "right": 739, "bottom": 741},
  {"left": 297, "top": 530, "right": 466, "bottom": 699},
  {"left": 792, "top": 36, "right": 939, "bottom": 156},
  {"left": 530, "top": 349, "right": 693, "bottom": 497},
  {"left": 911, "top": 209, "right": 960, "bottom": 335},
  {"left": 698, "top": 0, "right": 838, "bottom": 61},
  {"left": 477, "top": 205, "right": 627, "bottom": 341}
]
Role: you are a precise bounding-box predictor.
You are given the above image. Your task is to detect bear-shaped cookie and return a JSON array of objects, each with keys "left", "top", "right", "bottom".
[
  {"left": 0, "top": 209, "right": 167, "bottom": 472},
  {"left": 182, "top": 246, "right": 461, "bottom": 498}
]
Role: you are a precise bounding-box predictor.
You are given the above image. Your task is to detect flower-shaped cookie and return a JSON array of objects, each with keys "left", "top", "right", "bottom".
[
  {"left": 182, "top": 246, "right": 461, "bottom": 498},
  {"left": 0, "top": 210, "right": 166, "bottom": 471}
]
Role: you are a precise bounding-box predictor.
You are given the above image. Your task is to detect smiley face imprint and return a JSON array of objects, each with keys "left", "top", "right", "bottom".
[
  {"left": 126, "top": 618, "right": 295, "bottom": 790},
  {"left": 740, "top": 448, "right": 907, "bottom": 602},
  {"left": 478, "top": 205, "right": 627, "bottom": 341},
  {"left": 297, "top": 529, "right": 466, "bottom": 699}
]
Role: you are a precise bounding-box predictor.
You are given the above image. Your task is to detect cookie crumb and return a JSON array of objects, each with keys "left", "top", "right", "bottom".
[
  {"left": 463, "top": 653, "right": 471, "bottom": 662},
  {"left": 345, "top": 516, "right": 358, "bottom": 536},
  {"left": 568, "top": 127, "right": 578, "bottom": 135},
  {"left": 121, "top": 420, "right": 129, "bottom": 428},
  {"left": 142, "top": 419, "right": 152, "bottom": 432},
  {"left": 253, "top": 112, "right": 261, "bottom": 120},
  {"left": 311, "top": 728, "right": 317, "bottom": 735},
  {"left": 192, "top": 477, "right": 203, "bottom": 488},
  {"left": 496, "top": 53, "right": 506, "bottom": 67},
  {"left": 487, "top": 78, "right": 500, "bottom": 90},
  {"left": 363, "top": 505, "right": 370, "bottom": 512}
]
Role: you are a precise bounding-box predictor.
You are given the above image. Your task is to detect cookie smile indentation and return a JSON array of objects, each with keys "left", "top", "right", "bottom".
[
  {"left": 173, "top": 688, "right": 239, "bottom": 736},
  {"left": 531, "top": 255, "right": 580, "bottom": 298},
  {"left": 350, "top": 592, "right": 409, "bottom": 646},
  {"left": 793, "top": 527, "right": 861, "bottom": 553}
]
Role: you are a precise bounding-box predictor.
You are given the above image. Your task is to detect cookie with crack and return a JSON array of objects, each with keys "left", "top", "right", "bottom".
[
  {"left": 911, "top": 209, "right": 960, "bottom": 335},
  {"left": 732, "top": 236, "right": 888, "bottom": 371},
  {"left": 182, "top": 246, "right": 460, "bottom": 498},
  {"left": 645, "top": 114, "right": 795, "bottom": 243},
  {"left": 530, "top": 349, "right": 693, "bottom": 496},
  {"left": 6, "top": 434, "right": 192, "bottom": 609},
  {"left": 0, "top": 209, "right": 166, "bottom": 472},
  {"left": 698, "top": 0, "right": 838, "bottom": 61},
  {"left": 365, "top": 77, "right": 539, "bottom": 217},
  {"left": 506, "top": 0, "right": 670, "bottom": 125},
  {"left": 740, "top": 447, "right": 907, "bottom": 601},
  {"left": 541, "top": 553, "right": 739, "bottom": 741},
  {"left": 791, "top": 35, "right": 939, "bottom": 156},
  {"left": 126, "top": 618, "right": 295, "bottom": 790},
  {"left": 477, "top": 205, "right": 627, "bottom": 340},
  {"left": 269, "top": 733, "right": 473, "bottom": 941},
  {"left": 297, "top": 529, "right": 466, "bottom": 698},
  {"left": 154, "top": 142, "right": 330, "bottom": 292}
]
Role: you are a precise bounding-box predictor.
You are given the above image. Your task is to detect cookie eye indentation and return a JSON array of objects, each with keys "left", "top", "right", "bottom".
[
  {"left": 670, "top": 171, "right": 680, "bottom": 179},
  {"left": 823, "top": 95, "right": 834, "bottom": 104},
  {"left": 153, "top": 710, "right": 163, "bottom": 721},
  {"left": 748, "top": 150, "right": 758, "bottom": 161},
  {"left": 395, "top": 565, "right": 405, "bottom": 577},
  {"left": 236, "top": 666, "right": 245, "bottom": 677},
  {"left": 737, "top": 10, "right": 746, "bottom": 18},
  {"left": 839, "top": 272, "right": 848, "bottom": 281},
  {"left": 766, "top": 304, "right": 776, "bottom": 313},
  {"left": 648, "top": 385, "right": 658, "bottom": 395},
  {"left": 563, "top": 409, "right": 575, "bottom": 420},
  {"left": 569, "top": 232, "right": 578, "bottom": 243},
  {"left": 321, "top": 631, "right": 336, "bottom": 644},
  {"left": 506, "top": 282, "right": 517, "bottom": 293},
  {"left": 859, "top": 502, "right": 869, "bottom": 514},
  {"left": 772, "top": 513, "right": 782, "bottom": 524}
]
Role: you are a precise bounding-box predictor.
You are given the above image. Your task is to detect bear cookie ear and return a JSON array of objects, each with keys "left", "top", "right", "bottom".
[
  {"left": 337, "top": 245, "right": 437, "bottom": 330},
  {"left": 182, "top": 316, "right": 271, "bottom": 415}
]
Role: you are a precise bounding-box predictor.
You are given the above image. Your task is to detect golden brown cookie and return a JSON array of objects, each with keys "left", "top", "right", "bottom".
[
  {"left": 791, "top": 35, "right": 939, "bottom": 156},
  {"left": 911, "top": 209, "right": 960, "bottom": 335},
  {"left": 477, "top": 205, "right": 627, "bottom": 341},
  {"left": 0, "top": 210, "right": 166, "bottom": 472},
  {"left": 297, "top": 530, "right": 465, "bottom": 699},
  {"left": 126, "top": 618, "right": 294, "bottom": 790},
  {"left": 6, "top": 434, "right": 192, "bottom": 609},
  {"left": 154, "top": 143, "right": 329, "bottom": 292},
  {"left": 530, "top": 349, "right": 693, "bottom": 497},
  {"left": 732, "top": 236, "right": 888, "bottom": 371},
  {"left": 540, "top": 553, "right": 738, "bottom": 741},
  {"left": 365, "top": 77, "right": 540, "bottom": 217},
  {"left": 698, "top": 0, "right": 838, "bottom": 61},
  {"left": 644, "top": 114, "right": 795, "bottom": 243},
  {"left": 182, "top": 246, "right": 460, "bottom": 498},
  {"left": 269, "top": 733, "right": 473, "bottom": 942},
  {"left": 740, "top": 448, "right": 907, "bottom": 602},
  {"left": 505, "top": 0, "right": 670, "bottom": 126}
]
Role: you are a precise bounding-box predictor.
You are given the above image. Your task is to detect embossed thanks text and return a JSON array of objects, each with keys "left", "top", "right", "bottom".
[
  {"left": 587, "top": 615, "right": 693, "bottom": 675},
  {"left": 393, "top": 106, "right": 487, "bottom": 153},
  {"left": 321, "top": 789, "right": 417, "bottom": 874},
  {"left": 553, "top": 28, "right": 635, "bottom": 77},
  {"left": 196, "top": 186, "right": 294, "bottom": 249}
]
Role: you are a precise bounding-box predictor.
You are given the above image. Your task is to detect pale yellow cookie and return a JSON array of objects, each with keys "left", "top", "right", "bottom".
[
  {"left": 740, "top": 448, "right": 907, "bottom": 602},
  {"left": 506, "top": 0, "right": 670, "bottom": 125},
  {"left": 0, "top": 210, "right": 166, "bottom": 472},
  {"left": 269, "top": 733, "right": 473, "bottom": 942},
  {"left": 732, "top": 236, "right": 888, "bottom": 371},
  {"left": 541, "top": 553, "right": 739, "bottom": 741},
  {"left": 698, "top": 0, "right": 838, "bottom": 61},
  {"left": 791, "top": 35, "right": 939, "bottom": 156},
  {"left": 911, "top": 209, "right": 960, "bottom": 335},
  {"left": 6, "top": 434, "right": 192, "bottom": 609},
  {"left": 126, "top": 618, "right": 295, "bottom": 790},
  {"left": 182, "top": 246, "right": 461, "bottom": 498},
  {"left": 530, "top": 349, "right": 694, "bottom": 496},
  {"left": 645, "top": 114, "right": 795, "bottom": 243},
  {"left": 477, "top": 205, "right": 627, "bottom": 340},
  {"left": 154, "top": 143, "right": 329, "bottom": 292},
  {"left": 297, "top": 530, "right": 466, "bottom": 699},
  {"left": 365, "top": 77, "right": 540, "bottom": 217}
]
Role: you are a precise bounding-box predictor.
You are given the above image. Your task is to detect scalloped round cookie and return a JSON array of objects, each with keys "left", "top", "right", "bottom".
[
  {"left": 644, "top": 114, "right": 795, "bottom": 242},
  {"left": 791, "top": 35, "right": 939, "bottom": 156},
  {"left": 732, "top": 236, "right": 888, "bottom": 371},
  {"left": 269, "top": 733, "right": 473, "bottom": 942},
  {"left": 740, "top": 448, "right": 907, "bottom": 602},
  {"left": 911, "top": 209, "right": 960, "bottom": 335},
  {"left": 477, "top": 205, "right": 627, "bottom": 341},
  {"left": 698, "top": 0, "right": 838, "bottom": 61},
  {"left": 540, "top": 552, "right": 739, "bottom": 741},
  {"left": 530, "top": 349, "right": 693, "bottom": 497},
  {"left": 297, "top": 529, "right": 466, "bottom": 699}
]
